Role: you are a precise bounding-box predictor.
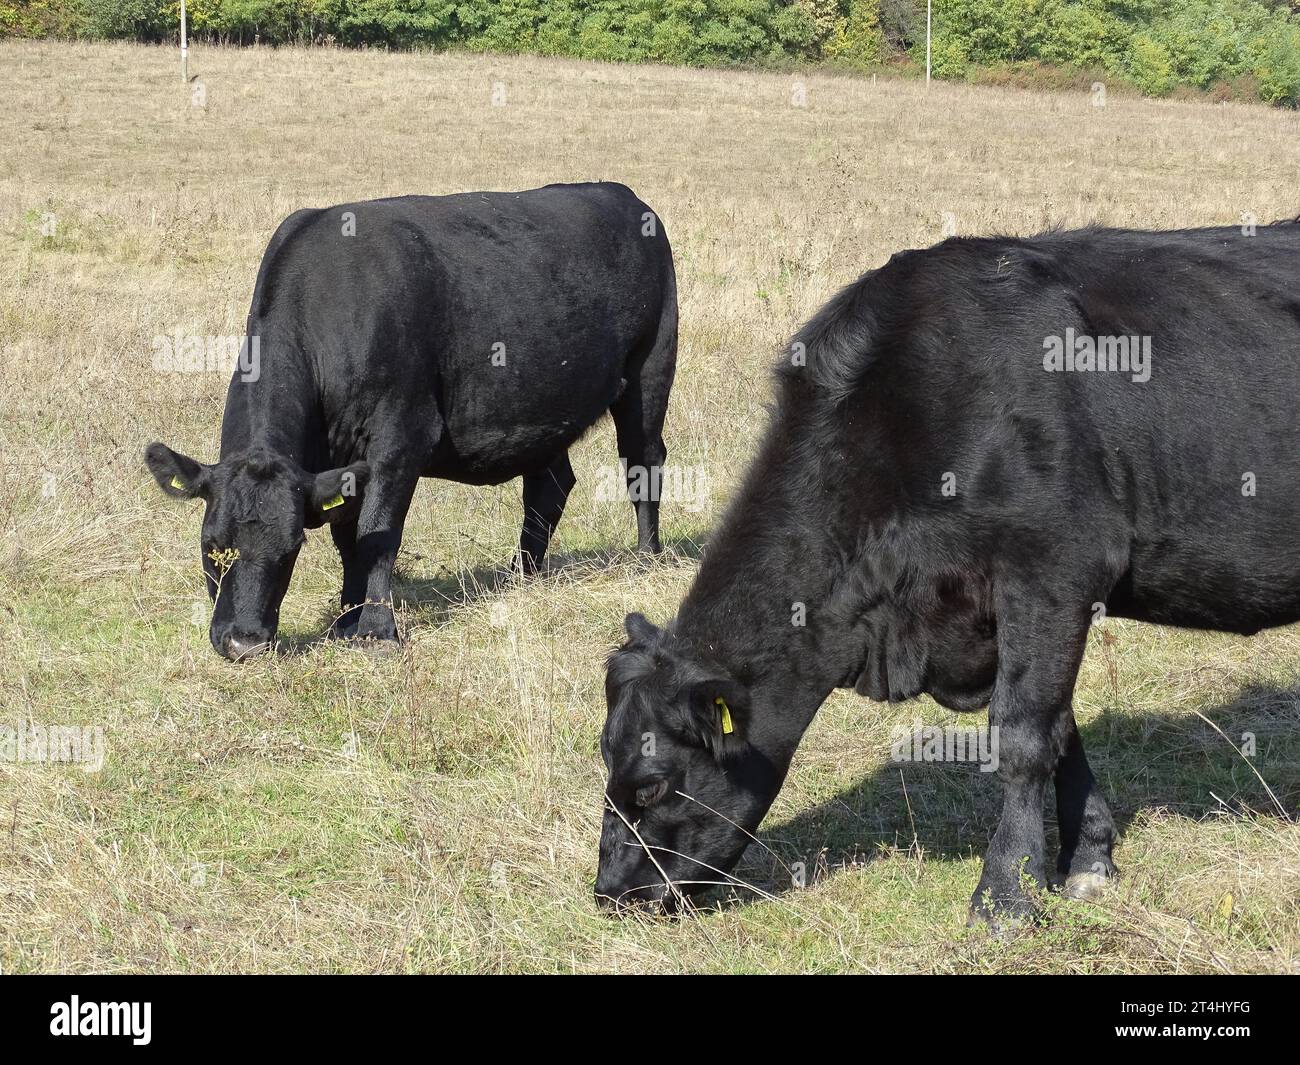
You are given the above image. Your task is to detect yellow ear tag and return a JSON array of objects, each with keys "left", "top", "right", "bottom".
[
  {"left": 321, "top": 493, "right": 345, "bottom": 511},
  {"left": 715, "top": 697, "right": 734, "bottom": 735},
  {"left": 170, "top": 475, "right": 186, "bottom": 490}
]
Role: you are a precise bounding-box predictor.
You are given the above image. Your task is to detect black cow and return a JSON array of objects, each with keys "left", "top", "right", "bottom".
[
  {"left": 597, "top": 220, "right": 1300, "bottom": 926},
  {"left": 147, "top": 182, "right": 677, "bottom": 660}
]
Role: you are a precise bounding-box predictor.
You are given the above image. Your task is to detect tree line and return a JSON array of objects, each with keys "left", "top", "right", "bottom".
[{"left": 5, "top": 0, "right": 1300, "bottom": 106}]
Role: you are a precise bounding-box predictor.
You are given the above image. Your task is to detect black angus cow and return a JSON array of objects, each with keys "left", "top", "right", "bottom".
[
  {"left": 598, "top": 220, "right": 1300, "bottom": 926},
  {"left": 147, "top": 182, "right": 676, "bottom": 661}
]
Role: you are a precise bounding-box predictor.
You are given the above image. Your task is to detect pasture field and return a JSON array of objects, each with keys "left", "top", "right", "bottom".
[{"left": 1, "top": 40, "right": 1298, "bottom": 974}]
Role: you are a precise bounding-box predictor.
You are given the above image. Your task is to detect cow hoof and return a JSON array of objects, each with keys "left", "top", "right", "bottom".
[
  {"left": 514, "top": 553, "right": 542, "bottom": 579},
  {"left": 356, "top": 636, "right": 401, "bottom": 657},
  {"left": 966, "top": 905, "right": 1034, "bottom": 937},
  {"left": 1052, "top": 856, "right": 1116, "bottom": 900},
  {"left": 1063, "top": 869, "right": 1112, "bottom": 901},
  {"left": 966, "top": 889, "right": 1038, "bottom": 936}
]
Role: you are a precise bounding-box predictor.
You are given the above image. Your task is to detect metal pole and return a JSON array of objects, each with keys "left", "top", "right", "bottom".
[
  {"left": 926, "top": 0, "right": 932, "bottom": 86},
  {"left": 181, "top": 0, "right": 188, "bottom": 82}
]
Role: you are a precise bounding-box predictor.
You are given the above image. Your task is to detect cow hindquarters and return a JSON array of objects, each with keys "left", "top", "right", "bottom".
[
  {"left": 610, "top": 290, "right": 676, "bottom": 555},
  {"left": 971, "top": 585, "right": 1092, "bottom": 929}
]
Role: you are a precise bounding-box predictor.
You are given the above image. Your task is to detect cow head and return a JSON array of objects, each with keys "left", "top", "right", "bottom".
[
  {"left": 144, "top": 442, "right": 369, "bottom": 661},
  {"left": 596, "top": 613, "right": 786, "bottom": 914}
]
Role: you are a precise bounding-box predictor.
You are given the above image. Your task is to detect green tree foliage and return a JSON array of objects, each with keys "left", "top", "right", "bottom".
[{"left": 3, "top": 0, "right": 1300, "bottom": 107}]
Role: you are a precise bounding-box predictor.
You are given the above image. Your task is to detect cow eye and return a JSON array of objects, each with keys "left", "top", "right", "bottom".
[{"left": 635, "top": 779, "right": 670, "bottom": 808}]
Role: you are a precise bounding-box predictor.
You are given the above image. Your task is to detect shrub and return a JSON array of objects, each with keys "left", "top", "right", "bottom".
[
  {"left": 1253, "top": 23, "right": 1300, "bottom": 106},
  {"left": 823, "top": 0, "right": 884, "bottom": 70},
  {"left": 1126, "top": 32, "right": 1177, "bottom": 95},
  {"left": 877, "top": 0, "right": 920, "bottom": 49},
  {"left": 922, "top": 28, "right": 969, "bottom": 79},
  {"left": 1, "top": 0, "right": 88, "bottom": 38},
  {"left": 82, "top": 0, "right": 167, "bottom": 39}
]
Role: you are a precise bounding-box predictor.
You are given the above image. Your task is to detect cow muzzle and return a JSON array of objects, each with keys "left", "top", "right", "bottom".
[
  {"left": 594, "top": 866, "right": 697, "bottom": 916},
  {"left": 215, "top": 629, "right": 274, "bottom": 662}
]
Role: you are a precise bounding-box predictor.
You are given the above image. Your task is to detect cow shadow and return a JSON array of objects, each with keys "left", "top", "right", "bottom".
[
  {"left": 723, "top": 681, "right": 1300, "bottom": 906},
  {"left": 390, "top": 535, "right": 705, "bottom": 627},
  {"left": 275, "top": 536, "right": 705, "bottom": 654}
]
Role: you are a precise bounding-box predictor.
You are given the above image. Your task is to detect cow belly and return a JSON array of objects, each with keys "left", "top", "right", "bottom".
[
  {"left": 427, "top": 420, "right": 595, "bottom": 484},
  {"left": 1109, "top": 538, "right": 1300, "bottom": 634},
  {"left": 425, "top": 345, "right": 626, "bottom": 482},
  {"left": 1097, "top": 419, "right": 1300, "bottom": 634}
]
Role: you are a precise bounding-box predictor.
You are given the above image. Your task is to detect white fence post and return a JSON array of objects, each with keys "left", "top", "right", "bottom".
[{"left": 926, "top": 0, "right": 932, "bottom": 86}]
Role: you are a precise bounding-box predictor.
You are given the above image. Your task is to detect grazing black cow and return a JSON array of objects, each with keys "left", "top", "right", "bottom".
[
  {"left": 597, "top": 220, "right": 1300, "bottom": 925},
  {"left": 146, "top": 182, "right": 676, "bottom": 661}
]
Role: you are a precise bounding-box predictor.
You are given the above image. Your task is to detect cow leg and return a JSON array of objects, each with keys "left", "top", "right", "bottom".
[
  {"left": 338, "top": 463, "right": 419, "bottom": 645},
  {"left": 971, "top": 591, "right": 1090, "bottom": 928},
  {"left": 610, "top": 357, "right": 673, "bottom": 554},
  {"left": 1053, "top": 714, "right": 1117, "bottom": 899},
  {"left": 518, "top": 452, "right": 576, "bottom": 576}
]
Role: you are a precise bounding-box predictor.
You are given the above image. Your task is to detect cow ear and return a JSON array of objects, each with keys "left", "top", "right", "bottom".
[
  {"left": 306, "top": 462, "right": 370, "bottom": 527},
  {"left": 683, "top": 679, "right": 749, "bottom": 761},
  {"left": 145, "top": 442, "right": 210, "bottom": 500},
  {"left": 623, "top": 612, "right": 661, "bottom": 648}
]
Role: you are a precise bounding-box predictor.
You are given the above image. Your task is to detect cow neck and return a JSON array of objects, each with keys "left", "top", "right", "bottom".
[
  {"left": 218, "top": 335, "right": 321, "bottom": 467},
  {"left": 670, "top": 428, "right": 855, "bottom": 741}
]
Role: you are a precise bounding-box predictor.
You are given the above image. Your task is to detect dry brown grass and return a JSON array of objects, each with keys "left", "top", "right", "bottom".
[{"left": 0, "top": 39, "right": 1297, "bottom": 973}]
